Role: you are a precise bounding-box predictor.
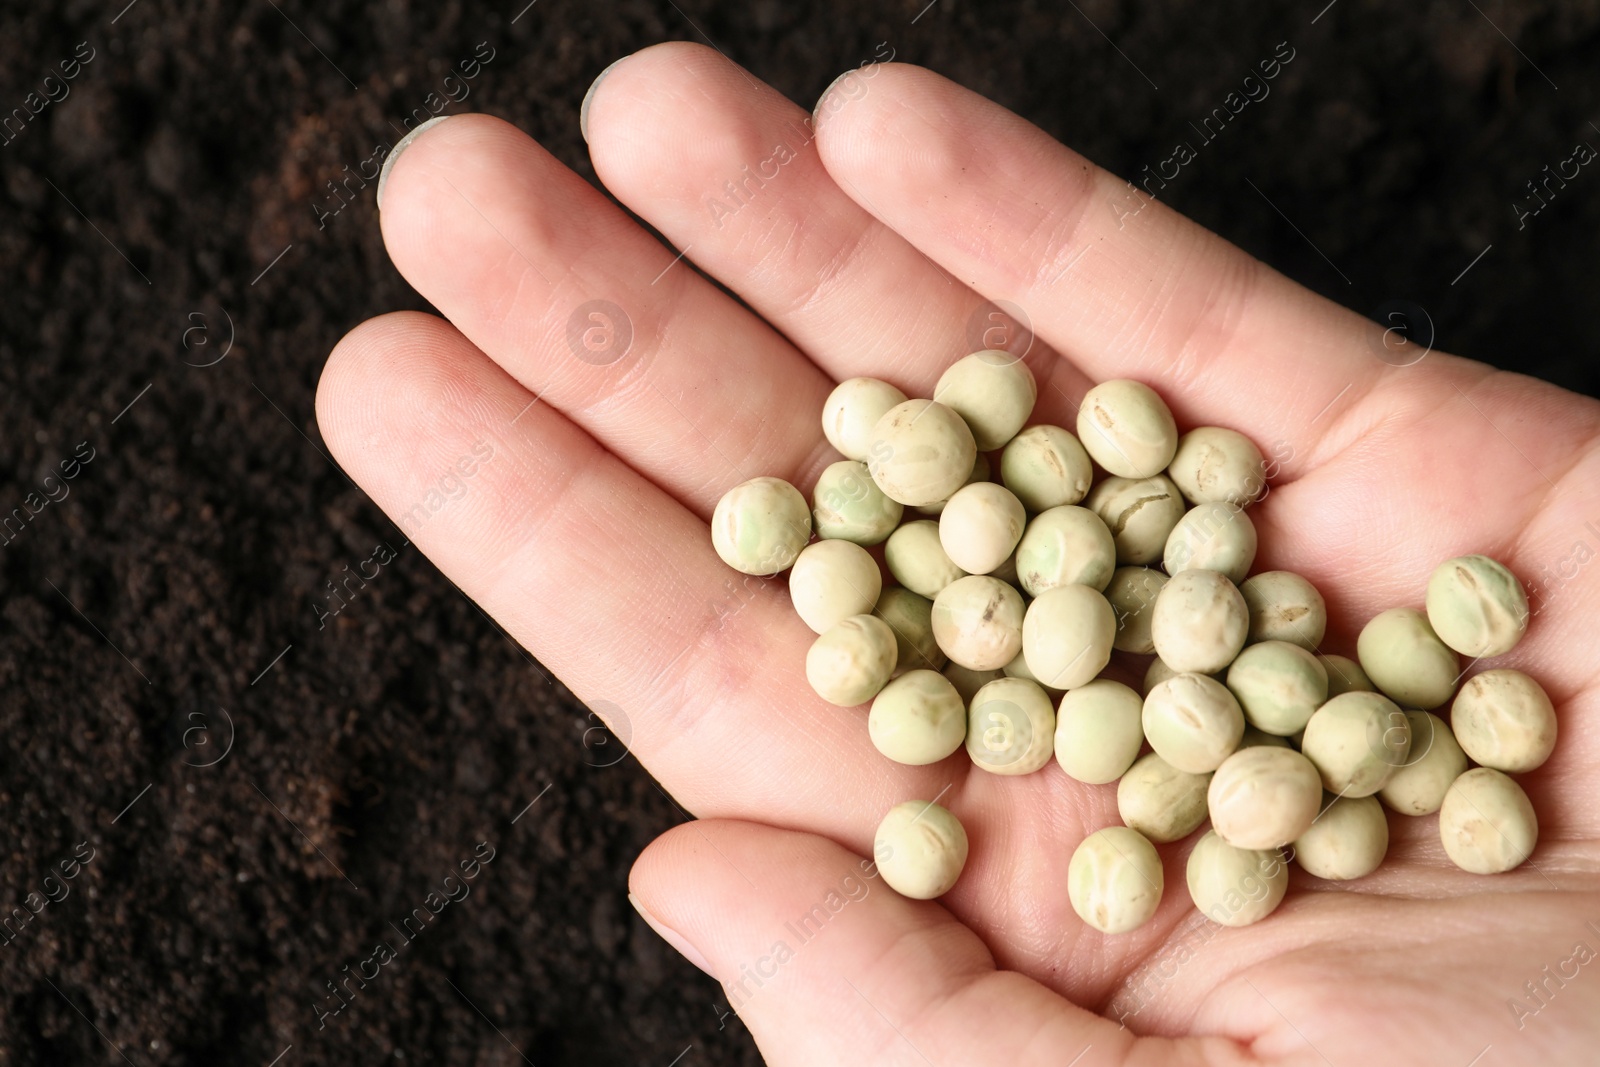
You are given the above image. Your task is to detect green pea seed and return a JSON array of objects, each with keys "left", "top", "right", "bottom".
[
  {"left": 1076, "top": 379, "right": 1178, "bottom": 479},
  {"left": 823, "top": 377, "right": 908, "bottom": 461},
  {"left": 812, "top": 460, "right": 904, "bottom": 545},
  {"left": 1299, "top": 691, "right": 1411, "bottom": 797},
  {"left": 1167, "top": 426, "right": 1267, "bottom": 508},
  {"left": 1439, "top": 768, "right": 1537, "bottom": 874},
  {"left": 939, "top": 482, "right": 1026, "bottom": 575},
  {"left": 874, "top": 800, "right": 968, "bottom": 899},
  {"left": 1426, "top": 554, "right": 1529, "bottom": 658},
  {"left": 1185, "top": 830, "right": 1288, "bottom": 927},
  {"left": 867, "top": 399, "right": 978, "bottom": 507},
  {"left": 1085, "top": 474, "right": 1186, "bottom": 565},
  {"left": 1162, "top": 503, "right": 1258, "bottom": 584},
  {"left": 1055, "top": 679, "right": 1144, "bottom": 784},
  {"left": 1206, "top": 746, "right": 1323, "bottom": 850},
  {"left": 933, "top": 350, "right": 1038, "bottom": 452},
  {"left": 867, "top": 670, "right": 967, "bottom": 765},
  {"left": 805, "top": 614, "right": 898, "bottom": 706},
  {"left": 967, "top": 677, "right": 1056, "bottom": 775},
  {"left": 711, "top": 476, "right": 812, "bottom": 575},
  {"left": 1014, "top": 505, "right": 1117, "bottom": 596},
  {"left": 1151, "top": 569, "right": 1249, "bottom": 675},
  {"left": 1241, "top": 571, "right": 1327, "bottom": 651},
  {"left": 1377, "top": 710, "right": 1467, "bottom": 816},
  {"left": 1000, "top": 424, "right": 1093, "bottom": 511},
  {"left": 1450, "top": 668, "right": 1556, "bottom": 773},
  {"left": 1293, "top": 793, "right": 1388, "bottom": 880},
  {"left": 789, "top": 539, "right": 882, "bottom": 634},
  {"left": 1225, "top": 640, "right": 1328, "bottom": 736},
  {"left": 1020, "top": 584, "right": 1116, "bottom": 690},
  {"left": 942, "top": 662, "right": 1006, "bottom": 704},
  {"left": 1319, "top": 654, "right": 1375, "bottom": 697},
  {"left": 1117, "top": 752, "right": 1211, "bottom": 842},
  {"left": 884, "top": 519, "right": 967, "bottom": 598},
  {"left": 1143, "top": 673, "right": 1245, "bottom": 773},
  {"left": 931, "top": 575, "right": 1025, "bottom": 671},
  {"left": 874, "top": 587, "right": 947, "bottom": 675},
  {"left": 1105, "top": 566, "right": 1168, "bottom": 654},
  {"left": 1356, "top": 607, "right": 1460, "bottom": 710},
  {"left": 1069, "top": 826, "right": 1165, "bottom": 934}
]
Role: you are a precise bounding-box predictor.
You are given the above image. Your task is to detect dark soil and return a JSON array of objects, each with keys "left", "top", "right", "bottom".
[{"left": 0, "top": 1, "right": 1595, "bottom": 1064}]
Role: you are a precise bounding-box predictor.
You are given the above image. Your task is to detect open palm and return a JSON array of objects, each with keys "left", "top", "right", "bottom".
[{"left": 316, "top": 43, "right": 1600, "bottom": 1066}]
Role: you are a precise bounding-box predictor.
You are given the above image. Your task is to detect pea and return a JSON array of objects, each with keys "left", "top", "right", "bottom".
[
  {"left": 1151, "top": 569, "right": 1249, "bottom": 675},
  {"left": 811, "top": 459, "right": 903, "bottom": 545},
  {"left": 1143, "top": 673, "right": 1245, "bottom": 774},
  {"left": 711, "top": 476, "right": 812, "bottom": 575},
  {"left": 823, "top": 377, "right": 908, "bottom": 461},
  {"left": 1377, "top": 710, "right": 1467, "bottom": 816},
  {"left": 1319, "top": 654, "right": 1375, "bottom": 698},
  {"left": 867, "top": 399, "right": 978, "bottom": 507},
  {"left": 1225, "top": 640, "right": 1328, "bottom": 736},
  {"left": 941, "top": 662, "right": 1006, "bottom": 704},
  {"left": 1237, "top": 725, "right": 1294, "bottom": 750},
  {"left": 1085, "top": 474, "right": 1186, "bottom": 565},
  {"left": 867, "top": 670, "right": 967, "bottom": 766},
  {"left": 1426, "top": 554, "right": 1529, "bottom": 658},
  {"left": 806, "top": 614, "right": 898, "bottom": 706},
  {"left": 1357, "top": 607, "right": 1460, "bottom": 710},
  {"left": 1020, "top": 584, "right": 1116, "bottom": 690},
  {"left": 874, "top": 800, "right": 968, "bottom": 899},
  {"left": 885, "top": 519, "right": 967, "bottom": 598},
  {"left": 1207, "top": 746, "right": 1323, "bottom": 850},
  {"left": 1055, "top": 679, "right": 1145, "bottom": 785},
  {"left": 1068, "top": 826, "right": 1165, "bottom": 934},
  {"left": 1185, "top": 830, "right": 1288, "bottom": 927},
  {"left": 874, "top": 587, "right": 947, "bottom": 675},
  {"left": 1076, "top": 379, "right": 1178, "bottom": 479},
  {"left": 1167, "top": 427, "right": 1267, "bottom": 508},
  {"left": 931, "top": 575, "right": 1025, "bottom": 671},
  {"left": 1293, "top": 794, "right": 1388, "bottom": 880},
  {"left": 966, "top": 677, "right": 1056, "bottom": 775},
  {"left": 789, "top": 539, "right": 881, "bottom": 634},
  {"left": 939, "top": 482, "right": 1026, "bottom": 575},
  {"left": 1014, "top": 505, "right": 1118, "bottom": 596},
  {"left": 1104, "top": 566, "right": 1168, "bottom": 654},
  {"left": 1000, "top": 424, "right": 1094, "bottom": 511},
  {"left": 933, "top": 350, "right": 1038, "bottom": 452},
  {"left": 1117, "top": 752, "right": 1211, "bottom": 842},
  {"left": 1439, "top": 768, "right": 1537, "bottom": 874},
  {"left": 1449, "top": 669, "right": 1556, "bottom": 773},
  {"left": 1241, "top": 571, "right": 1327, "bottom": 651},
  {"left": 1299, "top": 691, "right": 1411, "bottom": 797},
  {"left": 1162, "top": 503, "right": 1258, "bottom": 584}
]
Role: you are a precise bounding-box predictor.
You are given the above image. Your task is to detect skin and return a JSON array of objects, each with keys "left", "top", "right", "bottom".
[{"left": 325, "top": 44, "right": 1600, "bottom": 1067}]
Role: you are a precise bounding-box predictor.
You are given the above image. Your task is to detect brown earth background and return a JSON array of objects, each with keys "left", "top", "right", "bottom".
[{"left": 1, "top": 0, "right": 1597, "bottom": 1064}]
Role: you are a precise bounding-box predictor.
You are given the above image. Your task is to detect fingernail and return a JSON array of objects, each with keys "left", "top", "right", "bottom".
[
  {"left": 376, "top": 114, "right": 454, "bottom": 211},
  {"left": 629, "top": 892, "right": 714, "bottom": 977},
  {"left": 579, "top": 55, "right": 629, "bottom": 145},
  {"left": 812, "top": 69, "right": 854, "bottom": 124}
]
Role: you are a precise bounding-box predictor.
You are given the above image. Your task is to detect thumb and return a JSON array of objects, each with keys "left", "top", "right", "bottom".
[{"left": 627, "top": 819, "right": 1196, "bottom": 1067}]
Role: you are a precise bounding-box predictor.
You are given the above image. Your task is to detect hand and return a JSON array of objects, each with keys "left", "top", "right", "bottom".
[{"left": 317, "top": 42, "right": 1600, "bottom": 1067}]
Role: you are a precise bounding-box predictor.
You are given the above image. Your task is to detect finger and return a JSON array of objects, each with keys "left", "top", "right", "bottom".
[
  {"left": 627, "top": 819, "right": 1191, "bottom": 1067},
  {"left": 812, "top": 61, "right": 1404, "bottom": 473},
  {"left": 319, "top": 311, "right": 1223, "bottom": 996},
  {"left": 315, "top": 312, "right": 949, "bottom": 837},
  {"left": 583, "top": 43, "right": 1086, "bottom": 401},
  {"left": 376, "top": 112, "right": 834, "bottom": 517}
]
